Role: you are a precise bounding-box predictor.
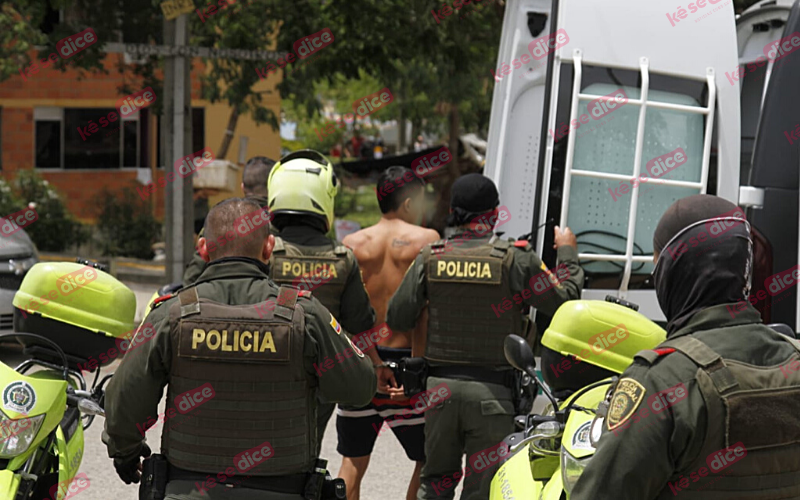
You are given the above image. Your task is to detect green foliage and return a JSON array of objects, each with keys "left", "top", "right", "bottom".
[
  {"left": 0, "top": 4, "right": 48, "bottom": 82},
  {"left": 96, "top": 189, "right": 162, "bottom": 259},
  {"left": 14, "top": 171, "right": 88, "bottom": 252},
  {"left": 334, "top": 186, "right": 381, "bottom": 229},
  {"left": 0, "top": 178, "right": 21, "bottom": 217}
]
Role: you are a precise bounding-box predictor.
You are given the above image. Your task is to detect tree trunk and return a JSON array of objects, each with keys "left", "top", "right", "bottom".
[
  {"left": 428, "top": 103, "right": 465, "bottom": 234},
  {"left": 446, "top": 103, "right": 461, "bottom": 180},
  {"left": 217, "top": 106, "right": 241, "bottom": 160},
  {"left": 398, "top": 81, "right": 407, "bottom": 152}
]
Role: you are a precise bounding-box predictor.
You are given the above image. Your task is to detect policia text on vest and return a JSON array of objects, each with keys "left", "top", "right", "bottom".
[{"left": 191, "top": 328, "right": 278, "bottom": 354}]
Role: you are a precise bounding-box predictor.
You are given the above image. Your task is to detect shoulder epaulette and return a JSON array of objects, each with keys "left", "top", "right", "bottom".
[
  {"left": 431, "top": 239, "right": 448, "bottom": 254},
  {"left": 152, "top": 294, "right": 174, "bottom": 308},
  {"left": 634, "top": 347, "right": 676, "bottom": 365},
  {"left": 513, "top": 240, "right": 531, "bottom": 249},
  {"left": 334, "top": 245, "right": 348, "bottom": 256}
]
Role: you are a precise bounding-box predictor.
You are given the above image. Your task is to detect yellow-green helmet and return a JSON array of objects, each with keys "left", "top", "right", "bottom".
[
  {"left": 543, "top": 300, "right": 666, "bottom": 375},
  {"left": 267, "top": 150, "right": 339, "bottom": 231}
]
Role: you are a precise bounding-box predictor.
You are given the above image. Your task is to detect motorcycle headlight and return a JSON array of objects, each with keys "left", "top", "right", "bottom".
[
  {"left": 0, "top": 412, "right": 45, "bottom": 458},
  {"left": 561, "top": 447, "right": 593, "bottom": 494}
]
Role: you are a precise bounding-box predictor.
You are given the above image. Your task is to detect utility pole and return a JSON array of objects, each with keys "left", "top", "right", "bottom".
[{"left": 164, "top": 14, "right": 194, "bottom": 282}]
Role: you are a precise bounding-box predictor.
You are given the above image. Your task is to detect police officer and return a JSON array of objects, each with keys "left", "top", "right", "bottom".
[
  {"left": 385, "top": 174, "right": 584, "bottom": 500},
  {"left": 103, "top": 198, "right": 376, "bottom": 499},
  {"left": 572, "top": 194, "right": 800, "bottom": 500},
  {"left": 265, "top": 150, "right": 381, "bottom": 452},
  {"left": 183, "top": 156, "right": 276, "bottom": 286}
]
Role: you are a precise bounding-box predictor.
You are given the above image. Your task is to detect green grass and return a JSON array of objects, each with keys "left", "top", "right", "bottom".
[{"left": 333, "top": 185, "right": 382, "bottom": 231}]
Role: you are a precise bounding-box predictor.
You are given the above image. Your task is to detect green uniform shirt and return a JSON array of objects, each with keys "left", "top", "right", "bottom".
[
  {"left": 571, "top": 304, "right": 797, "bottom": 500},
  {"left": 385, "top": 231, "right": 585, "bottom": 332},
  {"left": 103, "top": 258, "right": 376, "bottom": 460}
]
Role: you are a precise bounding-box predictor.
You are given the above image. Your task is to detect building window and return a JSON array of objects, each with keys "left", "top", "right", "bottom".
[{"left": 34, "top": 107, "right": 143, "bottom": 169}]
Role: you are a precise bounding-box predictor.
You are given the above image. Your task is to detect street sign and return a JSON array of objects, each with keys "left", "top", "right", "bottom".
[
  {"left": 36, "top": 42, "right": 287, "bottom": 62},
  {"left": 160, "top": 0, "right": 195, "bottom": 20},
  {"left": 101, "top": 42, "right": 286, "bottom": 62}
]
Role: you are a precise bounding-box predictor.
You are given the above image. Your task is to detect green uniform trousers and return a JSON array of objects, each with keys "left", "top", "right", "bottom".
[
  {"left": 165, "top": 480, "right": 304, "bottom": 500},
  {"left": 417, "top": 376, "right": 516, "bottom": 500}
]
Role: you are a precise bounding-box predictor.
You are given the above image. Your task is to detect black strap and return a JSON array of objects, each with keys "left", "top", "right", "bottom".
[
  {"left": 275, "top": 286, "right": 298, "bottom": 321},
  {"left": 273, "top": 237, "right": 286, "bottom": 253},
  {"left": 489, "top": 235, "right": 510, "bottom": 258},
  {"left": 169, "top": 465, "right": 308, "bottom": 494},
  {"left": 663, "top": 336, "right": 739, "bottom": 394},
  {"left": 178, "top": 288, "right": 200, "bottom": 318},
  {"left": 428, "top": 365, "right": 514, "bottom": 386}
]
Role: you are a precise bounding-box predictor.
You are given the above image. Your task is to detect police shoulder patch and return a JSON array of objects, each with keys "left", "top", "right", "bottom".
[
  {"left": 606, "top": 378, "right": 646, "bottom": 431},
  {"left": 329, "top": 314, "right": 342, "bottom": 335}
]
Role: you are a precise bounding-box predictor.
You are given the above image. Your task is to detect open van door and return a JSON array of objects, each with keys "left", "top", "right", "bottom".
[
  {"left": 737, "top": 0, "right": 796, "bottom": 184},
  {"left": 742, "top": 1, "right": 800, "bottom": 328},
  {"left": 485, "top": 0, "right": 740, "bottom": 322}
]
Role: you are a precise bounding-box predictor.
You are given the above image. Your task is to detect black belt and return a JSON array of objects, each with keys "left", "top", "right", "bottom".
[
  {"left": 428, "top": 366, "right": 515, "bottom": 386},
  {"left": 169, "top": 465, "right": 308, "bottom": 494}
]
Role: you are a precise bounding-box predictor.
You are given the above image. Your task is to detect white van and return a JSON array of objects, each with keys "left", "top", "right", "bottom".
[{"left": 485, "top": 0, "right": 742, "bottom": 324}]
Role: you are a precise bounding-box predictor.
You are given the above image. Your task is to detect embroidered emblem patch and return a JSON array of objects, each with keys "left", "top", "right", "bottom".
[
  {"left": 607, "top": 378, "right": 646, "bottom": 431},
  {"left": 329, "top": 314, "right": 342, "bottom": 335},
  {"left": 3, "top": 381, "right": 36, "bottom": 414},
  {"left": 349, "top": 337, "right": 364, "bottom": 358}
]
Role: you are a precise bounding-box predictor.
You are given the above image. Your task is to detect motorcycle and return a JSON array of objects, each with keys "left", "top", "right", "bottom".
[
  {"left": 491, "top": 297, "right": 799, "bottom": 500},
  {"left": 0, "top": 259, "right": 137, "bottom": 499},
  {"left": 0, "top": 333, "right": 108, "bottom": 500},
  {"left": 490, "top": 297, "right": 667, "bottom": 500}
]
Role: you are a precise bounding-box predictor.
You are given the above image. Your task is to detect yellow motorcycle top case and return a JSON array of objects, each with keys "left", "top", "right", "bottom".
[{"left": 12, "top": 262, "right": 136, "bottom": 369}]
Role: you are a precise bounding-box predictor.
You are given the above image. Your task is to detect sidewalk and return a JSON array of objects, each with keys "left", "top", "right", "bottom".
[{"left": 38, "top": 253, "right": 167, "bottom": 285}]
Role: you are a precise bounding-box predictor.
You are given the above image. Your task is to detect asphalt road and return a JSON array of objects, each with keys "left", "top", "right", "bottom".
[{"left": 1, "top": 281, "right": 442, "bottom": 500}]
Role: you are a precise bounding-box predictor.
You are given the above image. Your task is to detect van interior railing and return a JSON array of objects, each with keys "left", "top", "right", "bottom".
[{"left": 551, "top": 49, "right": 717, "bottom": 297}]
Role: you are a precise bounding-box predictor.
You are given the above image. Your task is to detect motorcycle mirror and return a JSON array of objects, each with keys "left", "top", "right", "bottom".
[
  {"left": 78, "top": 398, "right": 105, "bottom": 417},
  {"left": 504, "top": 335, "right": 536, "bottom": 376},
  {"left": 533, "top": 420, "right": 561, "bottom": 438},
  {"left": 526, "top": 421, "right": 563, "bottom": 456}
]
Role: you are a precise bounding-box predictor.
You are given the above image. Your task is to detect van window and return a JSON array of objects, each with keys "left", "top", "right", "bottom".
[{"left": 545, "top": 64, "right": 716, "bottom": 288}]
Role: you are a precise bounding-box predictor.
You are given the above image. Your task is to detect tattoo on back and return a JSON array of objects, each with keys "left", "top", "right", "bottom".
[{"left": 392, "top": 239, "right": 411, "bottom": 247}]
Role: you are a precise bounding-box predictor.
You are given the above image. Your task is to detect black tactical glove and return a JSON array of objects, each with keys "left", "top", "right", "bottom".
[{"left": 113, "top": 443, "right": 151, "bottom": 484}]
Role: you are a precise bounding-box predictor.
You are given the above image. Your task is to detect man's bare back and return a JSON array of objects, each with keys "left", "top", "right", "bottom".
[{"left": 343, "top": 217, "right": 440, "bottom": 348}]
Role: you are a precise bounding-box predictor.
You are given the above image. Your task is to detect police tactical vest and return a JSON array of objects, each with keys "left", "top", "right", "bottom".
[
  {"left": 162, "top": 285, "right": 316, "bottom": 476},
  {"left": 636, "top": 332, "right": 800, "bottom": 499},
  {"left": 422, "top": 236, "right": 522, "bottom": 366},
  {"left": 269, "top": 237, "right": 351, "bottom": 317}
]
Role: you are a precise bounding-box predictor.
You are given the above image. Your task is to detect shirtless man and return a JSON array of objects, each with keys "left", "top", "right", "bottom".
[{"left": 338, "top": 166, "right": 440, "bottom": 500}]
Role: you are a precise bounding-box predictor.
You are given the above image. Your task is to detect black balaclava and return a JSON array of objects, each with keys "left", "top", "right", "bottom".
[
  {"left": 652, "top": 194, "right": 751, "bottom": 334},
  {"left": 447, "top": 173, "right": 500, "bottom": 227}
]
